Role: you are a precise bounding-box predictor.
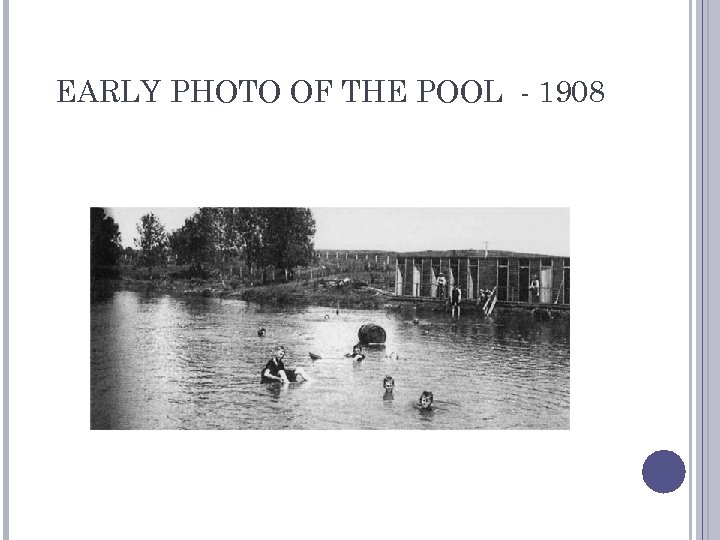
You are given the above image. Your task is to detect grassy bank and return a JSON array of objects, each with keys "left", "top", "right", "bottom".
[{"left": 91, "top": 273, "right": 395, "bottom": 310}]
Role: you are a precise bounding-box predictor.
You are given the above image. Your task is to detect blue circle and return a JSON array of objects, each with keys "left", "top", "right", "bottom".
[{"left": 643, "top": 450, "right": 686, "bottom": 493}]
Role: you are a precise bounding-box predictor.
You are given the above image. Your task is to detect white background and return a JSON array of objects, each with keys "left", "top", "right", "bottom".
[{"left": 9, "top": 1, "right": 692, "bottom": 539}]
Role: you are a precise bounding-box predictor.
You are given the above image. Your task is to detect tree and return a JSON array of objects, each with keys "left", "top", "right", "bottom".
[
  {"left": 164, "top": 207, "right": 317, "bottom": 281},
  {"left": 168, "top": 207, "right": 264, "bottom": 274},
  {"left": 168, "top": 208, "right": 226, "bottom": 272},
  {"left": 194, "top": 207, "right": 223, "bottom": 265},
  {"left": 90, "top": 208, "right": 122, "bottom": 275},
  {"left": 169, "top": 217, "right": 204, "bottom": 268},
  {"left": 226, "top": 207, "right": 265, "bottom": 272},
  {"left": 259, "top": 208, "right": 316, "bottom": 278},
  {"left": 134, "top": 213, "right": 167, "bottom": 278},
  {"left": 169, "top": 218, "right": 192, "bottom": 266}
]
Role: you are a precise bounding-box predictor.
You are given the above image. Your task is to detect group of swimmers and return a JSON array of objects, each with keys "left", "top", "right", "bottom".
[
  {"left": 382, "top": 375, "right": 434, "bottom": 410},
  {"left": 260, "top": 344, "right": 434, "bottom": 410}
]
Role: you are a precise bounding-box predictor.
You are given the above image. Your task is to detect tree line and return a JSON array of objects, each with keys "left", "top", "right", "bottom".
[
  {"left": 90, "top": 208, "right": 123, "bottom": 278},
  {"left": 90, "top": 207, "right": 317, "bottom": 279}
]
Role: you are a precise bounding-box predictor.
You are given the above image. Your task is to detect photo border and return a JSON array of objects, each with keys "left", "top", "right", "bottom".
[
  {"left": 0, "top": 0, "right": 714, "bottom": 537},
  {"left": 698, "top": 0, "right": 714, "bottom": 536},
  {"left": 3, "top": 0, "right": 9, "bottom": 536}
]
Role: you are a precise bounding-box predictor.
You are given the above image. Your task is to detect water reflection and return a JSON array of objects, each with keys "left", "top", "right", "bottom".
[
  {"left": 91, "top": 291, "right": 570, "bottom": 430},
  {"left": 418, "top": 407, "right": 435, "bottom": 422},
  {"left": 264, "top": 382, "right": 289, "bottom": 402}
]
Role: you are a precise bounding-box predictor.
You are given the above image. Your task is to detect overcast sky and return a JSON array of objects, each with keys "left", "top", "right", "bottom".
[{"left": 106, "top": 207, "right": 569, "bottom": 256}]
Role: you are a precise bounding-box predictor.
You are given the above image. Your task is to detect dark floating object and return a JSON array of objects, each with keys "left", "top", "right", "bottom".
[
  {"left": 258, "top": 328, "right": 266, "bottom": 337},
  {"left": 358, "top": 324, "right": 387, "bottom": 345},
  {"left": 309, "top": 352, "right": 321, "bottom": 361},
  {"left": 413, "top": 318, "right": 420, "bottom": 325}
]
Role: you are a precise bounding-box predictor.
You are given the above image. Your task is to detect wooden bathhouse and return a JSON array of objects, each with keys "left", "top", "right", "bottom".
[{"left": 394, "top": 250, "right": 570, "bottom": 306}]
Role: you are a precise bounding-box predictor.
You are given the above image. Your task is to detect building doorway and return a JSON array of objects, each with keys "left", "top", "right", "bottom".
[
  {"left": 540, "top": 259, "right": 553, "bottom": 303},
  {"left": 413, "top": 264, "right": 421, "bottom": 296},
  {"left": 519, "top": 259, "right": 530, "bottom": 302},
  {"left": 497, "top": 258, "right": 509, "bottom": 301}
]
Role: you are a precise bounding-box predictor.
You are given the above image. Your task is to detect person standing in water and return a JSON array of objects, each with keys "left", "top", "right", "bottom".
[
  {"left": 436, "top": 273, "right": 447, "bottom": 300},
  {"left": 451, "top": 285, "right": 462, "bottom": 319},
  {"left": 529, "top": 275, "right": 540, "bottom": 304}
]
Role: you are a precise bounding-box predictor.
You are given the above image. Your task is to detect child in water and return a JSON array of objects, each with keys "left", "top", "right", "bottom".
[
  {"left": 418, "top": 390, "right": 434, "bottom": 410},
  {"left": 383, "top": 376, "right": 395, "bottom": 401},
  {"left": 345, "top": 343, "right": 365, "bottom": 361}
]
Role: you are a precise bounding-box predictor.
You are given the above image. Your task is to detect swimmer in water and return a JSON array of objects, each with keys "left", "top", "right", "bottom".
[
  {"left": 418, "top": 390, "right": 434, "bottom": 410},
  {"left": 260, "top": 345, "right": 309, "bottom": 383},
  {"left": 383, "top": 376, "right": 395, "bottom": 401},
  {"left": 345, "top": 344, "right": 365, "bottom": 361}
]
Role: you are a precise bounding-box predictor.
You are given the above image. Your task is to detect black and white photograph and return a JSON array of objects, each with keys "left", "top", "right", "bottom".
[{"left": 91, "top": 207, "right": 570, "bottom": 430}]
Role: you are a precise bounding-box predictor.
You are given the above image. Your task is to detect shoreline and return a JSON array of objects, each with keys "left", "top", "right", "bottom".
[
  {"left": 91, "top": 277, "right": 570, "bottom": 320},
  {"left": 92, "top": 276, "right": 401, "bottom": 310}
]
